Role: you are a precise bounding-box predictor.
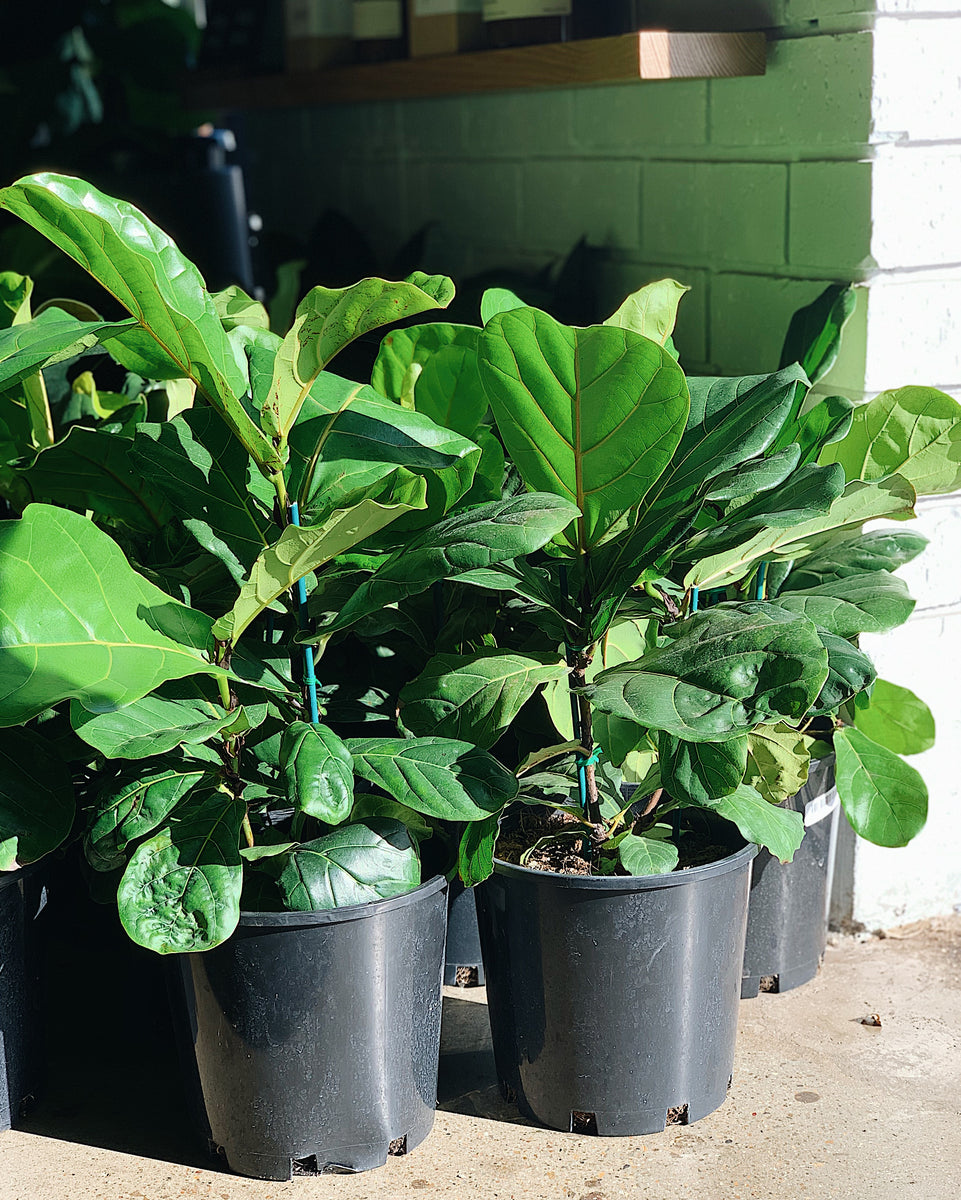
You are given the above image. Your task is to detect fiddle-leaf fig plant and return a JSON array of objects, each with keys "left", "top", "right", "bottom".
[{"left": 0, "top": 173, "right": 577, "bottom": 952}]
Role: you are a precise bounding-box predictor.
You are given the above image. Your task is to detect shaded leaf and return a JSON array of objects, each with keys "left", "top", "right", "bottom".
[
  {"left": 0, "top": 728, "right": 74, "bottom": 869},
  {"left": 85, "top": 764, "right": 206, "bottom": 872},
  {"left": 658, "top": 732, "right": 747, "bottom": 806},
  {"left": 780, "top": 528, "right": 928, "bottom": 592},
  {"left": 278, "top": 819, "right": 420, "bottom": 910},
  {"left": 458, "top": 813, "right": 500, "bottom": 886},
  {"left": 709, "top": 784, "right": 805, "bottom": 862},
  {"left": 280, "top": 721, "right": 354, "bottom": 823},
  {"left": 805, "top": 629, "right": 876, "bottom": 717},
  {"left": 834, "top": 727, "right": 927, "bottom": 847},
  {"left": 779, "top": 283, "right": 856, "bottom": 386},
  {"left": 617, "top": 830, "right": 679, "bottom": 876}
]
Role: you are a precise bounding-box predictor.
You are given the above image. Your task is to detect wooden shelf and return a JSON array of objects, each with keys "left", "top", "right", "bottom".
[{"left": 186, "top": 31, "right": 766, "bottom": 110}]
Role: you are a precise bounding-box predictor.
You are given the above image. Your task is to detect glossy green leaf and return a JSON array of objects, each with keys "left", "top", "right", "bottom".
[
  {"left": 478, "top": 307, "right": 689, "bottom": 550},
  {"left": 400, "top": 650, "right": 566, "bottom": 749},
  {"left": 349, "top": 793, "right": 434, "bottom": 843},
  {"left": 85, "top": 764, "right": 206, "bottom": 872},
  {"left": 821, "top": 386, "right": 961, "bottom": 495},
  {"left": 261, "top": 273, "right": 455, "bottom": 442},
  {"left": 744, "top": 723, "right": 812, "bottom": 805},
  {"left": 213, "top": 483, "right": 427, "bottom": 644},
  {"left": 324, "top": 493, "right": 579, "bottom": 636},
  {"left": 709, "top": 784, "right": 805, "bottom": 862},
  {"left": 212, "top": 284, "right": 270, "bottom": 332},
  {"left": 853, "top": 679, "right": 935, "bottom": 756},
  {"left": 773, "top": 571, "right": 915, "bottom": 638},
  {"left": 15, "top": 425, "right": 172, "bottom": 532},
  {"left": 617, "top": 830, "right": 679, "bottom": 876},
  {"left": 278, "top": 820, "right": 420, "bottom": 911},
  {"left": 372, "top": 323, "right": 486, "bottom": 436},
  {"left": 0, "top": 308, "right": 135, "bottom": 391},
  {"left": 347, "top": 737, "right": 518, "bottom": 821},
  {"left": 118, "top": 790, "right": 244, "bottom": 953},
  {"left": 70, "top": 680, "right": 265, "bottom": 759},
  {"left": 705, "top": 445, "right": 801, "bottom": 502},
  {"left": 603, "top": 278, "right": 689, "bottom": 355},
  {"left": 834, "top": 726, "right": 927, "bottom": 847},
  {"left": 717, "top": 462, "right": 846, "bottom": 530},
  {"left": 793, "top": 395, "right": 854, "bottom": 466},
  {"left": 480, "top": 287, "right": 525, "bottom": 324},
  {"left": 657, "top": 732, "right": 747, "bottom": 806},
  {"left": 780, "top": 528, "right": 928, "bottom": 592},
  {"left": 0, "top": 174, "right": 277, "bottom": 471},
  {"left": 288, "top": 371, "right": 480, "bottom": 525},
  {"left": 588, "top": 603, "right": 828, "bottom": 742},
  {"left": 0, "top": 728, "right": 74, "bottom": 869},
  {"left": 0, "top": 505, "right": 223, "bottom": 726},
  {"left": 805, "top": 629, "right": 876, "bottom": 718},
  {"left": 280, "top": 721, "right": 354, "bottom": 823},
  {"left": 458, "top": 813, "right": 500, "bottom": 886},
  {"left": 779, "top": 283, "right": 856, "bottom": 387},
  {"left": 131, "top": 409, "right": 278, "bottom": 583},
  {"left": 684, "top": 476, "right": 916, "bottom": 589},
  {"left": 0, "top": 271, "right": 33, "bottom": 328}
]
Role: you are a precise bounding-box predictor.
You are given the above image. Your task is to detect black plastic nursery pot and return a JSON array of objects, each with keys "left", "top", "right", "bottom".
[
  {"left": 0, "top": 866, "right": 46, "bottom": 1131},
  {"left": 444, "top": 878, "right": 486, "bottom": 987},
  {"left": 174, "top": 875, "right": 448, "bottom": 1180},
  {"left": 474, "top": 834, "right": 757, "bottom": 1136},
  {"left": 741, "top": 754, "right": 840, "bottom": 999}
]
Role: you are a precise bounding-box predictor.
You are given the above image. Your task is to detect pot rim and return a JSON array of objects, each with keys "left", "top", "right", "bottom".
[
  {"left": 237, "top": 872, "right": 447, "bottom": 929},
  {"left": 0, "top": 860, "right": 44, "bottom": 893},
  {"left": 491, "top": 839, "right": 758, "bottom": 892}
]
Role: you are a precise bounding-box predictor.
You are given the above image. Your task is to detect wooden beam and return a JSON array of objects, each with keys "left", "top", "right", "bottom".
[{"left": 186, "top": 31, "right": 766, "bottom": 111}]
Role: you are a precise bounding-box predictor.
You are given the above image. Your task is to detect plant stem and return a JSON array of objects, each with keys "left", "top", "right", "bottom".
[
  {"left": 216, "top": 674, "right": 231, "bottom": 711},
  {"left": 241, "top": 813, "right": 255, "bottom": 849},
  {"left": 271, "top": 471, "right": 289, "bottom": 516},
  {"left": 569, "top": 650, "right": 604, "bottom": 840}
]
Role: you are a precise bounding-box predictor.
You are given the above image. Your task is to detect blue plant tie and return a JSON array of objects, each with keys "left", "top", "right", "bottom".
[
  {"left": 691, "top": 586, "right": 700, "bottom": 613},
  {"left": 576, "top": 748, "right": 602, "bottom": 768},
  {"left": 755, "top": 560, "right": 768, "bottom": 601},
  {"left": 290, "top": 501, "right": 321, "bottom": 725}
]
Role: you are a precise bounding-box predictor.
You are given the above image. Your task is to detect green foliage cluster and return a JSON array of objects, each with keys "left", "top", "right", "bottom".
[{"left": 0, "top": 175, "right": 955, "bottom": 955}]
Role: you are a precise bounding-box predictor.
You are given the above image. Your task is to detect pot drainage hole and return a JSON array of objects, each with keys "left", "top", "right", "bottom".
[
  {"left": 571, "top": 1111, "right": 598, "bottom": 1135},
  {"left": 388, "top": 1136, "right": 408, "bottom": 1156},
  {"left": 455, "top": 966, "right": 479, "bottom": 986},
  {"left": 666, "top": 1104, "right": 689, "bottom": 1126},
  {"left": 759, "top": 974, "right": 780, "bottom": 993}
]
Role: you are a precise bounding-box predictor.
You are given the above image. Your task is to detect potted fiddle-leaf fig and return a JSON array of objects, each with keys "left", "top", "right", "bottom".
[
  {"left": 0, "top": 173, "right": 576, "bottom": 1176},
  {"left": 345, "top": 278, "right": 957, "bottom": 1135}
]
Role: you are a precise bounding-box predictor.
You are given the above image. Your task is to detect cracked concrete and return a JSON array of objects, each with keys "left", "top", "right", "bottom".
[{"left": 1, "top": 917, "right": 958, "bottom": 1200}]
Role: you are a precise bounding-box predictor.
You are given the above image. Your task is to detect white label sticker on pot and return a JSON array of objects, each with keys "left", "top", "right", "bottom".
[
  {"left": 353, "top": 0, "right": 404, "bottom": 39},
  {"left": 482, "top": 0, "right": 571, "bottom": 20},
  {"left": 804, "top": 788, "right": 840, "bottom": 827},
  {"left": 415, "top": 0, "right": 483, "bottom": 15},
  {"left": 286, "top": 0, "right": 353, "bottom": 38}
]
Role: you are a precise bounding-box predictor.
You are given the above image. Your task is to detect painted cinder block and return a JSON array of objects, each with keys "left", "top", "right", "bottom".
[
  {"left": 571, "top": 81, "right": 708, "bottom": 154},
  {"left": 461, "top": 90, "right": 575, "bottom": 159},
  {"left": 407, "top": 158, "right": 521, "bottom": 253},
  {"left": 873, "top": 19, "right": 961, "bottom": 145},
  {"left": 520, "top": 159, "right": 641, "bottom": 254},
  {"left": 709, "top": 273, "right": 838, "bottom": 377},
  {"left": 788, "top": 160, "right": 874, "bottom": 272},
  {"left": 399, "top": 96, "right": 469, "bottom": 157},
  {"left": 709, "top": 32, "right": 873, "bottom": 151}
]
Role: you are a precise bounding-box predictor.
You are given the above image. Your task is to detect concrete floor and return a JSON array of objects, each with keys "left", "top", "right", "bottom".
[{"left": 0, "top": 916, "right": 958, "bottom": 1200}]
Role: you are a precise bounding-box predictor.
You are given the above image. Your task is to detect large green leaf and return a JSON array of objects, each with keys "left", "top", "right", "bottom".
[
  {"left": 212, "top": 285, "right": 270, "bottom": 333},
  {"left": 805, "top": 628, "right": 876, "bottom": 717},
  {"left": 588, "top": 603, "right": 828, "bottom": 742},
  {"left": 117, "top": 790, "right": 244, "bottom": 953},
  {"left": 853, "top": 679, "right": 935, "bottom": 756},
  {"left": 347, "top": 737, "right": 518, "bottom": 821},
  {"left": 131, "top": 409, "right": 278, "bottom": 583},
  {"left": 709, "top": 784, "right": 805, "bottom": 862},
  {"left": 834, "top": 726, "right": 927, "bottom": 847},
  {"left": 323, "top": 493, "right": 579, "bottom": 636},
  {"left": 0, "top": 271, "right": 33, "bottom": 328},
  {"left": 744, "top": 723, "right": 812, "bottom": 805},
  {"left": 458, "top": 813, "right": 500, "bottom": 886},
  {"left": 0, "top": 728, "right": 75, "bottom": 870},
  {"left": 0, "top": 174, "right": 278, "bottom": 472},
  {"left": 288, "top": 372, "right": 480, "bottom": 525},
  {"left": 779, "top": 528, "right": 928, "bottom": 592},
  {"left": 820, "top": 386, "right": 961, "bottom": 495},
  {"left": 70, "top": 680, "right": 265, "bottom": 759},
  {"left": 400, "top": 650, "right": 566, "bottom": 749},
  {"left": 793, "top": 395, "right": 855, "bottom": 466},
  {"left": 213, "top": 483, "right": 427, "bottom": 645},
  {"left": 15, "top": 425, "right": 172, "bottom": 532},
  {"left": 278, "top": 820, "right": 420, "bottom": 911},
  {"left": 714, "top": 462, "right": 846, "bottom": 531},
  {"left": 779, "top": 283, "right": 856, "bottom": 387},
  {"left": 0, "top": 505, "right": 223, "bottom": 726},
  {"left": 705, "top": 445, "right": 801, "bottom": 502},
  {"left": 280, "top": 721, "right": 354, "bottom": 824},
  {"left": 657, "top": 732, "right": 747, "bottom": 806},
  {"left": 478, "top": 307, "right": 689, "bottom": 551},
  {"left": 683, "top": 476, "right": 916, "bottom": 588},
  {"left": 590, "top": 365, "right": 808, "bottom": 603},
  {"left": 371, "top": 322, "right": 486, "bottom": 436},
  {"left": 617, "top": 829, "right": 679, "bottom": 875},
  {"left": 261, "top": 273, "right": 455, "bottom": 444},
  {"left": 0, "top": 307, "right": 135, "bottom": 391},
  {"left": 773, "top": 571, "right": 915, "bottom": 638},
  {"left": 603, "top": 278, "right": 688, "bottom": 357},
  {"left": 85, "top": 764, "right": 206, "bottom": 872}
]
